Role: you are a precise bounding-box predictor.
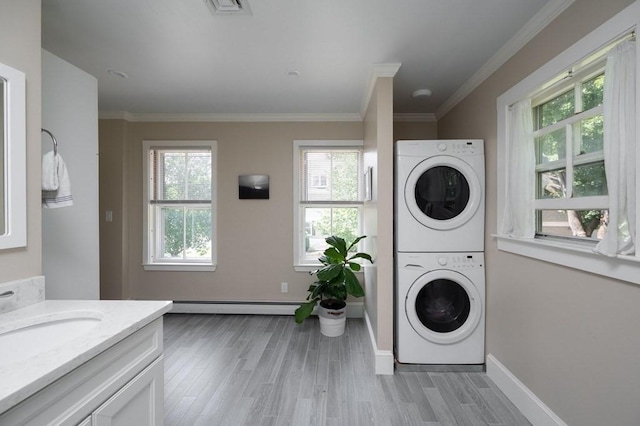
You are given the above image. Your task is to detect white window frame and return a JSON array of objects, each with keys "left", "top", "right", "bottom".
[
  {"left": 496, "top": 1, "right": 640, "bottom": 285},
  {"left": 293, "top": 140, "right": 364, "bottom": 271},
  {"left": 142, "top": 140, "right": 217, "bottom": 271}
]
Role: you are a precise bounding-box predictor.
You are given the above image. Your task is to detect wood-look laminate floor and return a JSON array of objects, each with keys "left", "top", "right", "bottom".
[{"left": 163, "top": 313, "right": 531, "bottom": 426}]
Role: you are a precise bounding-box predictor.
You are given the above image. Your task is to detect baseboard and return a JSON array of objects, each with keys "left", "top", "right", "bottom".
[
  {"left": 486, "top": 354, "right": 567, "bottom": 426},
  {"left": 364, "top": 310, "right": 395, "bottom": 375},
  {"left": 170, "top": 301, "right": 364, "bottom": 318}
]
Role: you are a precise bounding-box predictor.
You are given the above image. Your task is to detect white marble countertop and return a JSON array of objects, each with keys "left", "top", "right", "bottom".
[{"left": 0, "top": 299, "right": 172, "bottom": 414}]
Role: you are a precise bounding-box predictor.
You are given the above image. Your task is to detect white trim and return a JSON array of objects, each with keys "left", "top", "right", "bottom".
[
  {"left": 495, "top": 235, "right": 640, "bottom": 285},
  {"left": 142, "top": 263, "right": 216, "bottom": 272},
  {"left": 360, "top": 63, "right": 401, "bottom": 119},
  {"left": 364, "top": 309, "right": 395, "bottom": 375},
  {"left": 486, "top": 354, "right": 567, "bottom": 426},
  {"left": 437, "top": 0, "right": 575, "bottom": 119},
  {"left": 171, "top": 301, "right": 364, "bottom": 317},
  {"left": 0, "top": 62, "right": 26, "bottom": 250},
  {"left": 496, "top": 1, "right": 640, "bottom": 285},
  {"left": 393, "top": 113, "right": 437, "bottom": 123},
  {"left": 99, "top": 111, "right": 362, "bottom": 123}
]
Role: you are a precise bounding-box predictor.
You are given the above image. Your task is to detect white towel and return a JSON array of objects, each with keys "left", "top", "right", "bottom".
[
  {"left": 42, "top": 151, "right": 73, "bottom": 208},
  {"left": 41, "top": 151, "right": 59, "bottom": 191}
]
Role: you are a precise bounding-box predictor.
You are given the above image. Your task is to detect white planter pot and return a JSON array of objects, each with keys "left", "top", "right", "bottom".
[{"left": 318, "top": 304, "right": 346, "bottom": 337}]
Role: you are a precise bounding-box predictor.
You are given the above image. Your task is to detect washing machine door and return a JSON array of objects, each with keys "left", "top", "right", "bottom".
[
  {"left": 404, "top": 156, "right": 481, "bottom": 230},
  {"left": 405, "top": 269, "right": 482, "bottom": 345}
]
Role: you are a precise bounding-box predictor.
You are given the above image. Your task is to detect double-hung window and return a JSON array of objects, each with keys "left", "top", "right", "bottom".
[
  {"left": 533, "top": 64, "right": 608, "bottom": 241},
  {"left": 143, "top": 140, "right": 217, "bottom": 271},
  {"left": 293, "top": 140, "right": 364, "bottom": 269},
  {"left": 497, "top": 2, "right": 640, "bottom": 285}
]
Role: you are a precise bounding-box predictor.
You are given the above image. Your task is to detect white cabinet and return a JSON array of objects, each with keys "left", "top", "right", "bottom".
[
  {"left": 92, "top": 357, "right": 163, "bottom": 426},
  {"left": 0, "top": 318, "right": 164, "bottom": 425}
]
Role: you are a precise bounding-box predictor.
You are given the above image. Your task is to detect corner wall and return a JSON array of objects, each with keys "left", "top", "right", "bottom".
[
  {"left": 363, "top": 76, "right": 396, "bottom": 374},
  {"left": 437, "top": 0, "right": 639, "bottom": 424}
]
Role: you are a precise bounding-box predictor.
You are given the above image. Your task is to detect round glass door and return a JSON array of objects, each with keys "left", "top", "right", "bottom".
[
  {"left": 414, "top": 166, "right": 470, "bottom": 220},
  {"left": 405, "top": 156, "right": 481, "bottom": 230},
  {"left": 415, "top": 279, "right": 470, "bottom": 333},
  {"left": 405, "top": 270, "right": 481, "bottom": 344}
]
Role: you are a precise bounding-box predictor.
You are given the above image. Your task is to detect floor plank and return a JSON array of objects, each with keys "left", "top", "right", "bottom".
[{"left": 163, "top": 314, "right": 530, "bottom": 426}]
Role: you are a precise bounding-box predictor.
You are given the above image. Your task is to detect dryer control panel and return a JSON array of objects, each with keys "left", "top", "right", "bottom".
[{"left": 447, "top": 254, "right": 484, "bottom": 270}]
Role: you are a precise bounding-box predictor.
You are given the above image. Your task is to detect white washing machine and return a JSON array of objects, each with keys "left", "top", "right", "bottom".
[
  {"left": 396, "top": 140, "right": 485, "bottom": 252},
  {"left": 396, "top": 252, "right": 485, "bottom": 365}
]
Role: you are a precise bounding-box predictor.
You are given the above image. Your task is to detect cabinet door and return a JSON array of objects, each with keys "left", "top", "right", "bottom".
[{"left": 92, "top": 356, "right": 163, "bottom": 426}]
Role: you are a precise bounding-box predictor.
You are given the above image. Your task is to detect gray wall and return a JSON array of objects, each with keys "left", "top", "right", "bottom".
[
  {"left": 437, "top": 0, "right": 640, "bottom": 424},
  {"left": 42, "top": 50, "right": 99, "bottom": 299}
]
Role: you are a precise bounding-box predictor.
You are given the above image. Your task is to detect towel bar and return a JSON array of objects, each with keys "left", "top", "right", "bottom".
[{"left": 41, "top": 128, "right": 58, "bottom": 156}]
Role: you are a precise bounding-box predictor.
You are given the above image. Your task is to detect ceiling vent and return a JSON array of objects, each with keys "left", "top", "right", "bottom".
[{"left": 203, "top": 0, "right": 252, "bottom": 15}]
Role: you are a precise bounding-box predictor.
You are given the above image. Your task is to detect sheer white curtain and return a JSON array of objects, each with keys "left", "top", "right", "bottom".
[
  {"left": 595, "top": 40, "right": 636, "bottom": 257},
  {"left": 501, "top": 98, "right": 535, "bottom": 238}
]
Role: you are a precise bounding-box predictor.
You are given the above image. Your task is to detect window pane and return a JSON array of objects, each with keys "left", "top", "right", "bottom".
[
  {"left": 186, "top": 152, "right": 211, "bottom": 200},
  {"left": 538, "top": 169, "right": 566, "bottom": 199},
  {"left": 303, "top": 207, "right": 358, "bottom": 261},
  {"left": 158, "top": 206, "right": 211, "bottom": 260},
  {"left": 537, "top": 209, "right": 608, "bottom": 239},
  {"left": 574, "top": 162, "right": 607, "bottom": 197},
  {"left": 184, "top": 208, "right": 211, "bottom": 259},
  {"left": 574, "top": 115, "right": 603, "bottom": 155},
  {"left": 304, "top": 150, "right": 359, "bottom": 201},
  {"left": 160, "top": 207, "right": 184, "bottom": 258},
  {"left": 158, "top": 150, "right": 211, "bottom": 201},
  {"left": 536, "top": 90, "right": 574, "bottom": 129},
  {"left": 161, "top": 153, "right": 186, "bottom": 200},
  {"left": 581, "top": 73, "right": 604, "bottom": 110},
  {"left": 536, "top": 128, "right": 566, "bottom": 164}
]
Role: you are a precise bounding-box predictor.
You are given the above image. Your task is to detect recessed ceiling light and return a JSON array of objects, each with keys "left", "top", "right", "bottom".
[
  {"left": 412, "top": 89, "right": 432, "bottom": 98},
  {"left": 107, "top": 69, "right": 128, "bottom": 79},
  {"left": 287, "top": 70, "right": 301, "bottom": 77}
]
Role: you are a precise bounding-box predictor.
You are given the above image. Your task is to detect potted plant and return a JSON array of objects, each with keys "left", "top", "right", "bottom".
[{"left": 294, "top": 235, "right": 373, "bottom": 337}]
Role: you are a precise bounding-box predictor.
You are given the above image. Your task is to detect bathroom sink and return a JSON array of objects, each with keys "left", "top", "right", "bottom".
[{"left": 0, "top": 311, "right": 103, "bottom": 365}]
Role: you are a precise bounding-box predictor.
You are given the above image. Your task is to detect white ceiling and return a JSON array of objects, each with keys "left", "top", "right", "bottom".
[{"left": 42, "top": 0, "right": 556, "bottom": 119}]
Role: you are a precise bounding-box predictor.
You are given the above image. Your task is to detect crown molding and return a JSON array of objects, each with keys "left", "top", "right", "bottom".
[
  {"left": 98, "top": 111, "right": 363, "bottom": 122},
  {"left": 360, "top": 63, "right": 402, "bottom": 118},
  {"left": 393, "top": 113, "right": 437, "bottom": 123},
  {"left": 436, "top": 0, "right": 575, "bottom": 119}
]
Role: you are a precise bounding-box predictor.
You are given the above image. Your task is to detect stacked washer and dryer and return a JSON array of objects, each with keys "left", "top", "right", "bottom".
[{"left": 395, "top": 140, "right": 485, "bottom": 365}]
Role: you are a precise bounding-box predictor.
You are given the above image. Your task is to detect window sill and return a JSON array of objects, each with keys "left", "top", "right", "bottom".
[
  {"left": 494, "top": 234, "right": 640, "bottom": 285},
  {"left": 294, "top": 264, "right": 366, "bottom": 274},
  {"left": 142, "top": 263, "right": 217, "bottom": 272}
]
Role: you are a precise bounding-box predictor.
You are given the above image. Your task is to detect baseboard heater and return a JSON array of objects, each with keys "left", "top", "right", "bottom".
[{"left": 170, "top": 301, "right": 364, "bottom": 317}]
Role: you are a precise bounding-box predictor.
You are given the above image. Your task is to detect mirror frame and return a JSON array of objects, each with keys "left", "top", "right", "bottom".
[{"left": 0, "top": 61, "right": 26, "bottom": 249}]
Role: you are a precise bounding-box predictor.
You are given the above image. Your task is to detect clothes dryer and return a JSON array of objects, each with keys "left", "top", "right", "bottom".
[
  {"left": 396, "top": 140, "right": 485, "bottom": 252},
  {"left": 395, "top": 252, "right": 485, "bottom": 365}
]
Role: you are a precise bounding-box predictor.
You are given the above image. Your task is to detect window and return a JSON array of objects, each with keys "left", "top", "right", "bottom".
[
  {"left": 533, "top": 66, "right": 608, "bottom": 241},
  {"left": 496, "top": 2, "right": 640, "bottom": 285},
  {"left": 143, "top": 140, "right": 217, "bottom": 271},
  {"left": 293, "top": 140, "right": 363, "bottom": 268}
]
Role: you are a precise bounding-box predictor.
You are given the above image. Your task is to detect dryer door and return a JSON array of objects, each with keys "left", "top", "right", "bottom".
[
  {"left": 405, "top": 269, "right": 482, "bottom": 344},
  {"left": 404, "top": 156, "right": 481, "bottom": 230}
]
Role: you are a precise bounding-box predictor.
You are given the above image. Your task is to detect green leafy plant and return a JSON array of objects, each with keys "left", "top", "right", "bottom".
[{"left": 294, "top": 235, "right": 373, "bottom": 324}]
